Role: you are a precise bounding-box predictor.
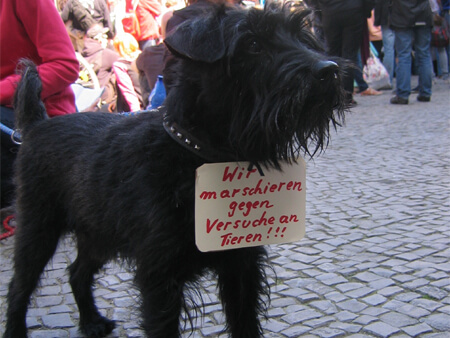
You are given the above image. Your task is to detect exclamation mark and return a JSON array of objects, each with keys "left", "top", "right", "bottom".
[
  {"left": 267, "top": 227, "right": 273, "bottom": 238},
  {"left": 275, "top": 227, "right": 280, "bottom": 237}
]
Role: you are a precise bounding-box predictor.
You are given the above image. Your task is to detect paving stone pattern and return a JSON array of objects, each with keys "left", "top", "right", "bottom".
[{"left": 1, "top": 77, "right": 449, "bottom": 337}]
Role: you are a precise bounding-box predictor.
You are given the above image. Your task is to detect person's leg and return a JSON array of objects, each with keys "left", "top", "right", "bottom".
[
  {"left": 436, "top": 47, "right": 449, "bottom": 79},
  {"left": 322, "top": 13, "right": 354, "bottom": 102},
  {"left": 340, "top": 14, "right": 364, "bottom": 98},
  {"left": 381, "top": 25, "right": 395, "bottom": 85},
  {"left": 354, "top": 68, "right": 369, "bottom": 92},
  {"left": 321, "top": 13, "right": 343, "bottom": 57},
  {"left": 414, "top": 26, "right": 432, "bottom": 99},
  {"left": 354, "top": 51, "right": 369, "bottom": 92},
  {"left": 394, "top": 28, "right": 413, "bottom": 100},
  {"left": 445, "top": 11, "right": 450, "bottom": 74}
]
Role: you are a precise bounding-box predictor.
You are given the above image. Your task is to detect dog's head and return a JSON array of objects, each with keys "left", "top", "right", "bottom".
[{"left": 164, "top": 3, "right": 348, "bottom": 168}]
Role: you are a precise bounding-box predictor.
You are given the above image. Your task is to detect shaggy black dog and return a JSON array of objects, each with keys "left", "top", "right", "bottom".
[{"left": 4, "top": 4, "right": 347, "bottom": 338}]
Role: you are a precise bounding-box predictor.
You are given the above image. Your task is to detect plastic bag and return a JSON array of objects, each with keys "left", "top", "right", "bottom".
[{"left": 363, "top": 49, "right": 391, "bottom": 90}]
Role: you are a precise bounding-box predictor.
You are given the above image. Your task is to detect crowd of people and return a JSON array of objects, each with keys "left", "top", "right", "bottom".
[
  {"left": 309, "top": 0, "right": 449, "bottom": 105},
  {"left": 1, "top": 0, "right": 449, "bottom": 210}
]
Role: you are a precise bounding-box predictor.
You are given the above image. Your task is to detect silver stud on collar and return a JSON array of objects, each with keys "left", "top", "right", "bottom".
[{"left": 163, "top": 114, "right": 202, "bottom": 153}]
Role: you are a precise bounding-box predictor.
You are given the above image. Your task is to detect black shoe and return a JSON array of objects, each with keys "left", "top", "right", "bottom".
[
  {"left": 390, "top": 96, "right": 408, "bottom": 105},
  {"left": 411, "top": 86, "right": 419, "bottom": 93},
  {"left": 417, "top": 95, "right": 430, "bottom": 102}
]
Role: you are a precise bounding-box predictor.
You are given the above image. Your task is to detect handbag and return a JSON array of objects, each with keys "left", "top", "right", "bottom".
[
  {"left": 431, "top": 24, "right": 449, "bottom": 48},
  {"left": 363, "top": 48, "right": 391, "bottom": 90},
  {"left": 122, "top": 1, "right": 140, "bottom": 38}
]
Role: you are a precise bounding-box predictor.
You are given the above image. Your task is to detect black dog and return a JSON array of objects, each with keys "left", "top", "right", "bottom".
[{"left": 4, "top": 4, "right": 347, "bottom": 338}]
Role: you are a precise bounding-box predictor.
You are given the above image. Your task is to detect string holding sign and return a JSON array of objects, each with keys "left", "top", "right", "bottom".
[{"left": 195, "top": 160, "right": 306, "bottom": 252}]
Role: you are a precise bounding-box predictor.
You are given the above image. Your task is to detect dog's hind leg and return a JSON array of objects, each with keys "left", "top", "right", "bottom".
[
  {"left": 216, "top": 247, "right": 268, "bottom": 338},
  {"left": 68, "top": 238, "right": 115, "bottom": 337},
  {"left": 4, "top": 213, "right": 64, "bottom": 338}
]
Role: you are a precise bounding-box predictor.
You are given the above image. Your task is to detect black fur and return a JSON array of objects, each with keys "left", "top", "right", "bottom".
[{"left": 4, "top": 4, "right": 347, "bottom": 338}]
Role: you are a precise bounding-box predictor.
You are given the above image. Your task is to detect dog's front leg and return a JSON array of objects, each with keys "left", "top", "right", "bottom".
[
  {"left": 68, "top": 250, "right": 115, "bottom": 337},
  {"left": 216, "top": 247, "right": 268, "bottom": 338},
  {"left": 135, "top": 268, "right": 185, "bottom": 338}
]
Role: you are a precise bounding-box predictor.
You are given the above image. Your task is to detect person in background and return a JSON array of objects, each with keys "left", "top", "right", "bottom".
[
  {"left": 0, "top": 0, "right": 79, "bottom": 209},
  {"left": 374, "top": 0, "right": 395, "bottom": 87},
  {"left": 124, "top": 0, "right": 163, "bottom": 51},
  {"left": 60, "top": 0, "right": 107, "bottom": 52},
  {"left": 316, "top": 0, "right": 375, "bottom": 106},
  {"left": 430, "top": 0, "right": 449, "bottom": 81},
  {"left": 135, "top": 6, "right": 174, "bottom": 107},
  {"left": 61, "top": 0, "right": 114, "bottom": 39},
  {"left": 355, "top": 14, "right": 383, "bottom": 96},
  {"left": 79, "top": 0, "right": 115, "bottom": 38},
  {"left": 442, "top": 0, "right": 450, "bottom": 74},
  {"left": 81, "top": 25, "right": 120, "bottom": 105},
  {"left": 113, "top": 33, "right": 144, "bottom": 111},
  {"left": 389, "top": 0, "right": 433, "bottom": 104},
  {"left": 367, "top": 10, "right": 383, "bottom": 61}
]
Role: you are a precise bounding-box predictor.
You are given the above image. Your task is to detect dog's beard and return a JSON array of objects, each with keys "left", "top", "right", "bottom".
[{"left": 223, "top": 56, "right": 347, "bottom": 169}]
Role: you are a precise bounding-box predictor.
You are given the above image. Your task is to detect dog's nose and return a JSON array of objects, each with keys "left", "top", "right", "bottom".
[{"left": 312, "top": 60, "right": 339, "bottom": 80}]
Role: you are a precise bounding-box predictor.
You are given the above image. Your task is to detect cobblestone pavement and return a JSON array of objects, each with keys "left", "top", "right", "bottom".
[{"left": 1, "top": 76, "right": 449, "bottom": 337}]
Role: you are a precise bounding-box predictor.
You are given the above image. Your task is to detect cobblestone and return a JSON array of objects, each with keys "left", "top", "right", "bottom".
[{"left": 1, "top": 76, "right": 449, "bottom": 337}]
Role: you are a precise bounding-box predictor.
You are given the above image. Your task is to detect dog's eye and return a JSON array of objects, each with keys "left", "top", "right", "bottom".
[{"left": 248, "top": 40, "right": 262, "bottom": 54}]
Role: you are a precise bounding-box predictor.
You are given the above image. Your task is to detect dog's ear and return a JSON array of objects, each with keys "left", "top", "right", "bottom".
[{"left": 164, "top": 15, "right": 225, "bottom": 63}]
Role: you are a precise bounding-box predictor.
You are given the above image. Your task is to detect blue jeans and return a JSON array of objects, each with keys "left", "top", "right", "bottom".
[
  {"left": 395, "top": 26, "right": 432, "bottom": 99},
  {"left": 381, "top": 25, "right": 395, "bottom": 84}
]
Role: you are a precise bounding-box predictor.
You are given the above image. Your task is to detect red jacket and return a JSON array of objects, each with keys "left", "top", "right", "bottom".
[
  {"left": 126, "top": 0, "right": 163, "bottom": 41},
  {"left": 0, "top": 0, "right": 79, "bottom": 117}
]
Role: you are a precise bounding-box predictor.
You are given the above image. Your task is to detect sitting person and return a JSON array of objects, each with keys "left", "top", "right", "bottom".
[
  {"left": 1, "top": 0, "right": 79, "bottom": 209},
  {"left": 112, "top": 33, "right": 144, "bottom": 112},
  {"left": 134, "top": 10, "right": 173, "bottom": 107},
  {"left": 135, "top": 43, "right": 168, "bottom": 108},
  {"left": 82, "top": 25, "right": 120, "bottom": 105}
]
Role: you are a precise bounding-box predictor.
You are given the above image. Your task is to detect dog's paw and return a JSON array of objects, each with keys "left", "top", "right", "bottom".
[
  {"left": 80, "top": 316, "right": 116, "bottom": 338},
  {"left": 3, "top": 327, "right": 27, "bottom": 338}
]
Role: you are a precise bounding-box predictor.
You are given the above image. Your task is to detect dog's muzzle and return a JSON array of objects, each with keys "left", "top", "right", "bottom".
[{"left": 312, "top": 61, "right": 339, "bottom": 80}]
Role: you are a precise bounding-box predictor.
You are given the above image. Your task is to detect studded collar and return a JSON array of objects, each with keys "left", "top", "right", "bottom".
[{"left": 161, "top": 106, "right": 237, "bottom": 163}]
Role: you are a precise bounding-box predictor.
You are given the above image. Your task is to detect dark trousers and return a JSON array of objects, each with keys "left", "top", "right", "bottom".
[
  {"left": 321, "top": 8, "right": 365, "bottom": 98},
  {"left": 1, "top": 106, "right": 18, "bottom": 208}
]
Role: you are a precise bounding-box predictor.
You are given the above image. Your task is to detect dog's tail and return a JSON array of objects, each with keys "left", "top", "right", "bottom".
[{"left": 13, "top": 59, "right": 48, "bottom": 134}]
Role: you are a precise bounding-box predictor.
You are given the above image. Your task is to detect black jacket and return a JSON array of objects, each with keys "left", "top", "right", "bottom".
[
  {"left": 374, "top": 0, "right": 389, "bottom": 26},
  {"left": 389, "top": 0, "right": 433, "bottom": 29}
]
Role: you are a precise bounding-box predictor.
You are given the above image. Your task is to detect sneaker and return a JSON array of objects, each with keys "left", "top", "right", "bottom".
[
  {"left": 417, "top": 95, "right": 430, "bottom": 102},
  {"left": 390, "top": 96, "right": 408, "bottom": 105}
]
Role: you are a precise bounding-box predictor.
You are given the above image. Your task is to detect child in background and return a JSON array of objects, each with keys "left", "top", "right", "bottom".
[{"left": 113, "top": 32, "right": 144, "bottom": 112}]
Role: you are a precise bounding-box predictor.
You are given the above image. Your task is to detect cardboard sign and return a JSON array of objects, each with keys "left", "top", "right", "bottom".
[{"left": 195, "top": 160, "right": 306, "bottom": 252}]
